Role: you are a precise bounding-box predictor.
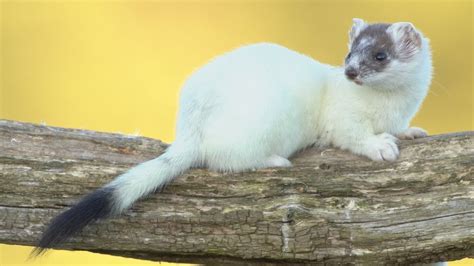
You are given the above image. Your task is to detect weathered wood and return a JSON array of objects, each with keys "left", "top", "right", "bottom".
[{"left": 0, "top": 119, "right": 472, "bottom": 265}]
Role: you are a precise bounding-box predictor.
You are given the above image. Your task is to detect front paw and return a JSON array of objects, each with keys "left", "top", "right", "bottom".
[
  {"left": 363, "top": 133, "right": 399, "bottom": 161},
  {"left": 396, "top": 127, "right": 428, "bottom": 140}
]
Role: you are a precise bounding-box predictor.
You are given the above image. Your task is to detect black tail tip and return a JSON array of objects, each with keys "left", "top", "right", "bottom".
[
  {"left": 29, "top": 246, "right": 47, "bottom": 259},
  {"left": 30, "top": 188, "right": 115, "bottom": 257}
]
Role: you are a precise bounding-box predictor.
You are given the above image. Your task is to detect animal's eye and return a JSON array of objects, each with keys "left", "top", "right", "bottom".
[
  {"left": 375, "top": 52, "right": 387, "bottom": 61},
  {"left": 346, "top": 52, "right": 352, "bottom": 60}
]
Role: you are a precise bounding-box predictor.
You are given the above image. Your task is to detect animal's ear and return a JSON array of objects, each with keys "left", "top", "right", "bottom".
[
  {"left": 349, "top": 18, "right": 366, "bottom": 44},
  {"left": 387, "top": 22, "right": 422, "bottom": 60}
]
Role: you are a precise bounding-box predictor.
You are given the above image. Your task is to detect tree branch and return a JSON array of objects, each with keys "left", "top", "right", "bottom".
[{"left": 0, "top": 119, "right": 472, "bottom": 265}]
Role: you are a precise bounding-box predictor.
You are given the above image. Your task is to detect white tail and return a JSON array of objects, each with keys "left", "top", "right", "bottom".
[{"left": 108, "top": 142, "right": 196, "bottom": 213}]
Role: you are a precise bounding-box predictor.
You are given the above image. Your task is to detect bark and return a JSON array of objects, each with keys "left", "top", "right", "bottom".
[{"left": 0, "top": 119, "right": 473, "bottom": 265}]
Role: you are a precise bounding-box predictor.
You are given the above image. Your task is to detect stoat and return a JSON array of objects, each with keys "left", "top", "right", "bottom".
[{"left": 33, "top": 18, "right": 432, "bottom": 254}]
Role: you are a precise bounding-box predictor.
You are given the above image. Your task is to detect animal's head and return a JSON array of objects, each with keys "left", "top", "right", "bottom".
[{"left": 344, "top": 18, "right": 431, "bottom": 90}]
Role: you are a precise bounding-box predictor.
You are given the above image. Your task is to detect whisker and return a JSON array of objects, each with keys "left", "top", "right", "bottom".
[{"left": 431, "top": 79, "right": 450, "bottom": 96}]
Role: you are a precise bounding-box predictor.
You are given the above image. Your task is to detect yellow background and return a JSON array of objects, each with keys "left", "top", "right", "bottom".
[{"left": 0, "top": 0, "right": 472, "bottom": 265}]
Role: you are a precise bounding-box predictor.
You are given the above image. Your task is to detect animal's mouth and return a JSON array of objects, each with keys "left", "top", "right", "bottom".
[
  {"left": 344, "top": 68, "right": 364, "bottom": 85},
  {"left": 353, "top": 79, "right": 363, "bottom": 85}
]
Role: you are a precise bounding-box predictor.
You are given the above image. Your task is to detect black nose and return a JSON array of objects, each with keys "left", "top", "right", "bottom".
[{"left": 345, "top": 68, "right": 359, "bottom": 80}]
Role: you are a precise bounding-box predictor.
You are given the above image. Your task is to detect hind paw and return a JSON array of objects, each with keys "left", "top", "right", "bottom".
[{"left": 264, "top": 155, "right": 292, "bottom": 168}]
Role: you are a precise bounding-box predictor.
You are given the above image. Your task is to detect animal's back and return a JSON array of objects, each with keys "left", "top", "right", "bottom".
[{"left": 177, "top": 43, "right": 331, "bottom": 171}]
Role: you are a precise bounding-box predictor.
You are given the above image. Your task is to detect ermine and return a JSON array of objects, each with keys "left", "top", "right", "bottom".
[{"left": 34, "top": 18, "right": 432, "bottom": 254}]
